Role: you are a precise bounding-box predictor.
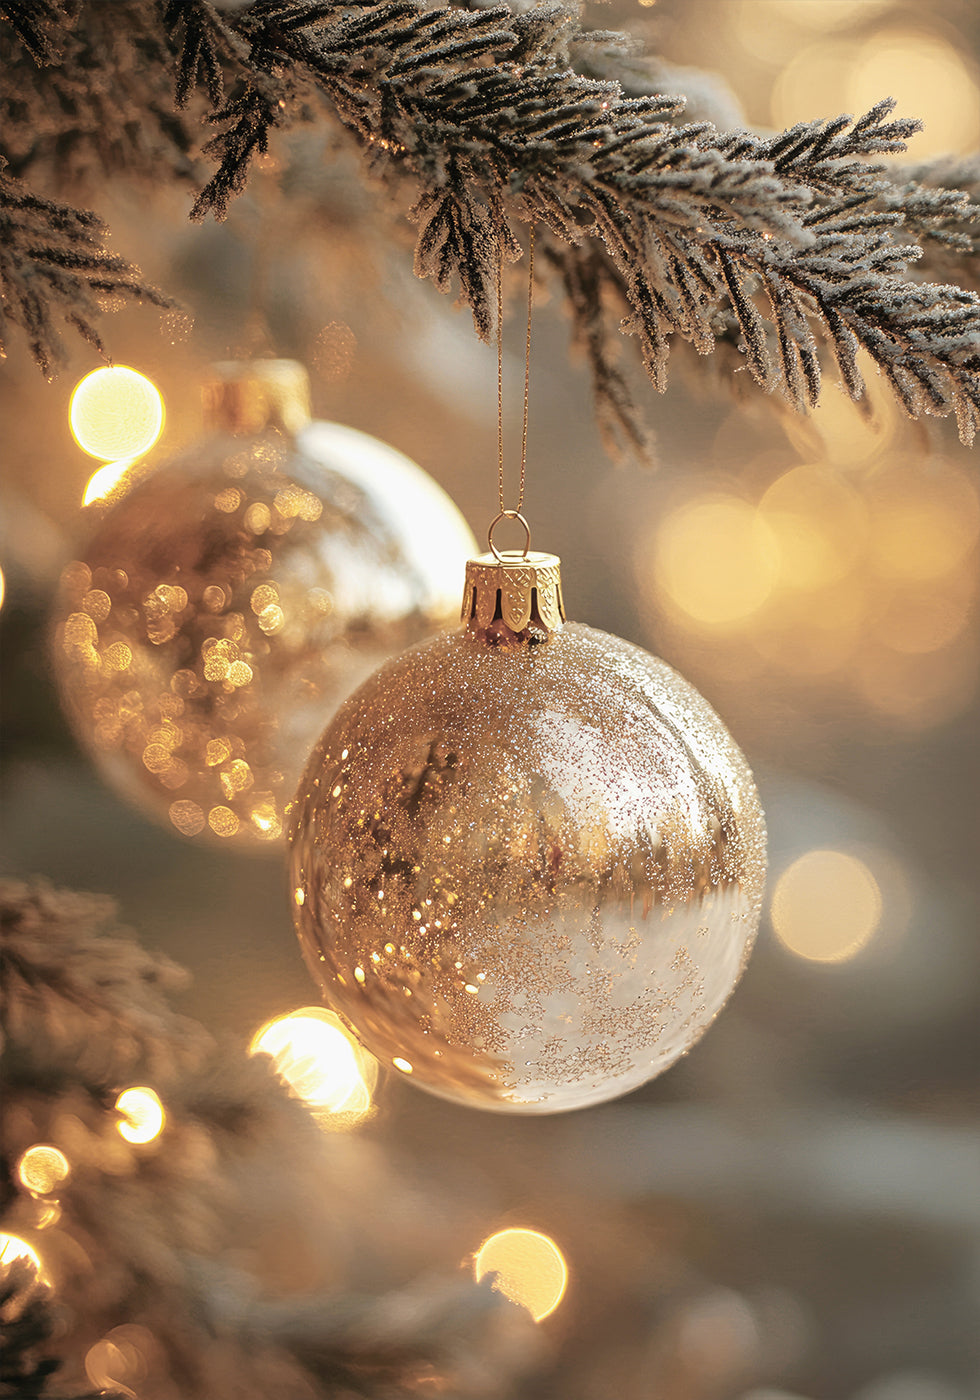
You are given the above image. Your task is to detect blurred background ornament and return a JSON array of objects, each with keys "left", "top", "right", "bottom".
[
  {"left": 51, "top": 360, "right": 476, "bottom": 848},
  {"left": 289, "top": 541, "right": 766, "bottom": 1113}
]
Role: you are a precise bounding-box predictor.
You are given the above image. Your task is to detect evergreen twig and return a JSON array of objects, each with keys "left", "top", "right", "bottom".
[{"left": 1, "top": 0, "right": 978, "bottom": 449}]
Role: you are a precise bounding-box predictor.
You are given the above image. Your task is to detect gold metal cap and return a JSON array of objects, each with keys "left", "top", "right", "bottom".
[
  {"left": 462, "top": 549, "right": 565, "bottom": 635},
  {"left": 202, "top": 360, "right": 312, "bottom": 436}
]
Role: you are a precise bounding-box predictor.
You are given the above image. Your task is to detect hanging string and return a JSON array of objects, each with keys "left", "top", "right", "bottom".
[{"left": 497, "top": 225, "right": 535, "bottom": 518}]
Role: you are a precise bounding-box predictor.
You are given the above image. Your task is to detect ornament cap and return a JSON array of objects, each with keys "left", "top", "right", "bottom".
[
  {"left": 202, "top": 359, "right": 312, "bottom": 436},
  {"left": 462, "top": 549, "right": 565, "bottom": 636}
]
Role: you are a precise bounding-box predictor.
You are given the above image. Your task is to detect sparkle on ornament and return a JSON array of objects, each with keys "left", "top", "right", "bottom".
[
  {"left": 474, "top": 1228, "right": 568, "bottom": 1321},
  {"left": 289, "top": 622, "right": 765, "bottom": 1113},
  {"left": 70, "top": 367, "right": 164, "bottom": 461},
  {"left": 771, "top": 850, "right": 882, "bottom": 963},
  {"left": 115, "top": 1086, "right": 166, "bottom": 1143},
  {"left": 17, "top": 1145, "right": 71, "bottom": 1196},
  {"left": 250, "top": 1008, "right": 376, "bottom": 1121}
]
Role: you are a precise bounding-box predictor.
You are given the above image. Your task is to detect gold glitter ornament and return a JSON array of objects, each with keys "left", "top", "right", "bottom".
[
  {"left": 53, "top": 360, "right": 476, "bottom": 847},
  {"left": 289, "top": 540, "right": 767, "bottom": 1113}
]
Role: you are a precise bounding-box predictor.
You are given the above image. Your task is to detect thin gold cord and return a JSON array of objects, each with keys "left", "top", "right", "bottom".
[{"left": 497, "top": 225, "right": 535, "bottom": 517}]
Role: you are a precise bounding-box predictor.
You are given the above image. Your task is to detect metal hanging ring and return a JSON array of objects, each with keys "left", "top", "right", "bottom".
[{"left": 488, "top": 510, "right": 531, "bottom": 563}]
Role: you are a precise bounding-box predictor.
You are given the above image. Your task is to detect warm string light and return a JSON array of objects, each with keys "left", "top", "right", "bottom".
[
  {"left": 70, "top": 366, "right": 165, "bottom": 461},
  {"left": 85, "top": 1324, "right": 159, "bottom": 1398},
  {"left": 0, "top": 1232, "right": 46, "bottom": 1284},
  {"left": 114, "top": 1086, "right": 166, "bottom": 1144},
  {"left": 69, "top": 366, "right": 164, "bottom": 506},
  {"left": 250, "top": 1008, "right": 377, "bottom": 1123},
  {"left": 82, "top": 456, "right": 140, "bottom": 507},
  {"left": 770, "top": 29, "right": 980, "bottom": 160},
  {"left": 771, "top": 850, "right": 883, "bottom": 963},
  {"left": 638, "top": 449, "right": 979, "bottom": 730},
  {"left": 473, "top": 1228, "right": 568, "bottom": 1322},
  {"left": 17, "top": 1144, "right": 71, "bottom": 1196}
]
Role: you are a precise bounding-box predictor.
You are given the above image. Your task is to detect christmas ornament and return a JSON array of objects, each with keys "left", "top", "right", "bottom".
[
  {"left": 53, "top": 360, "right": 476, "bottom": 846},
  {"left": 289, "top": 522, "right": 767, "bottom": 1113}
]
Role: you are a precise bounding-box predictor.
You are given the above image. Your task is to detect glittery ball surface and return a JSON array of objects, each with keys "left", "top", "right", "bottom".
[
  {"left": 53, "top": 424, "right": 474, "bottom": 846},
  {"left": 289, "top": 623, "right": 767, "bottom": 1112}
]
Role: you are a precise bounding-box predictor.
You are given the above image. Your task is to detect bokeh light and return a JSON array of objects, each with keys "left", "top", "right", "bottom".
[
  {"left": 114, "top": 1086, "right": 166, "bottom": 1143},
  {"left": 650, "top": 496, "right": 780, "bottom": 626},
  {"left": 771, "top": 850, "right": 883, "bottom": 962},
  {"left": 0, "top": 1232, "right": 45, "bottom": 1281},
  {"left": 250, "top": 1008, "right": 377, "bottom": 1122},
  {"left": 637, "top": 446, "right": 978, "bottom": 732},
  {"left": 759, "top": 465, "right": 867, "bottom": 591},
  {"left": 82, "top": 456, "right": 139, "bottom": 507},
  {"left": 17, "top": 1144, "right": 71, "bottom": 1196},
  {"left": 85, "top": 1325, "right": 157, "bottom": 1396},
  {"left": 850, "top": 33, "right": 980, "bottom": 159},
  {"left": 867, "top": 462, "right": 980, "bottom": 583},
  {"left": 770, "top": 29, "right": 979, "bottom": 160},
  {"left": 474, "top": 1227, "right": 568, "bottom": 1322},
  {"left": 69, "top": 367, "right": 164, "bottom": 462},
  {"left": 765, "top": 0, "right": 892, "bottom": 29}
]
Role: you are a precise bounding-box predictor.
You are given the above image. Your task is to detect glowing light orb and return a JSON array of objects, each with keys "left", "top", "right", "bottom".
[
  {"left": 0, "top": 1232, "right": 44, "bottom": 1280},
  {"left": 771, "top": 850, "right": 882, "bottom": 963},
  {"left": 82, "top": 456, "right": 139, "bottom": 507},
  {"left": 474, "top": 1228, "right": 568, "bottom": 1321},
  {"left": 70, "top": 367, "right": 164, "bottom": 462},
  {"left": 850, "top": 33, "right": 980, "bottom": 159},
  {"left": 17, "top": 1145, "right": 71, "bottom": 1196},
  {"left": 114, "top": 1086, "right": 166, "bottom": 1143},
  {"left": 650, "top": 497, "right": 779, "bottom": 626},
  {"left": 85, "top": 1325, "right": 155, "bottom": 1394},
  {"left": 250, "top": 1008, "right": 376, "bottom": 1120}
]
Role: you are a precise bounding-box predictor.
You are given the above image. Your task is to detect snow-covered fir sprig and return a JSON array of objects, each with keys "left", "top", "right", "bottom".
[
  {"left": 1, "top": 0, "right": 979, "bottom": 452},
  {"left": 0, "top": 881, "right": 537, "bottom": 1399}
]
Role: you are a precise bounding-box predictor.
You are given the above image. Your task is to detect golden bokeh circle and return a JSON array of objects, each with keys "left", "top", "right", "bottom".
[
  {"left": 69, "top": 367, "right": 164, "bottom": 462},
  {"left": 771, "top": 850, "right": 882, "bottom": 963},
  {"left": 474, "top": 1228, "right": 568, "bottom": 1322}
]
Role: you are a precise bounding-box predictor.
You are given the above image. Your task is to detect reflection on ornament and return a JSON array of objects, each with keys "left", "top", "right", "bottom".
[
  {"left": 474, "top": 1227, "right": 568, "bottom": 1321},
  {"left": 290, "top": 546, "right": 766, "bottom": 1113},
  {"left": 115, "top": 1086, "right": 165, "bottom": 1143},
  {"left": 69, "top": 366, "right": 164, "bottom": 461},
  {"left": 54, "top": 361, "right": 476, "bottom": 847}
]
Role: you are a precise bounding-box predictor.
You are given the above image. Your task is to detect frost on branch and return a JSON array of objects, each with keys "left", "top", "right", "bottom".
[
  {"left": 1, "top": 0, "right": 979, "bottom": 451},
  {"left": 0, "top": 173, "right": 173, "bottom": 377}
]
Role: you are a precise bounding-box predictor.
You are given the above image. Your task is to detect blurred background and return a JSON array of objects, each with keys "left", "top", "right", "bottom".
[{"left": 1, "top": 1, "right": 978, "bottom": 1397}]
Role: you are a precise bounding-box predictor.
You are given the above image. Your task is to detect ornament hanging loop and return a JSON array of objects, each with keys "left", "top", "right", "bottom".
[{"left": 487, "top": 509, "right": 531, "bottom": 562}]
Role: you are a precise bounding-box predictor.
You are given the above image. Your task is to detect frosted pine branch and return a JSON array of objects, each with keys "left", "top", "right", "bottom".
[
  {"left": 1, "top": 0, "right": 979, "bottom": 450},
  {"left": 0, "top": 880, "right": 537, "bottom": 1399},
  {"left": 0, "top": 175, "right": 174, "bottom": 377}
]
